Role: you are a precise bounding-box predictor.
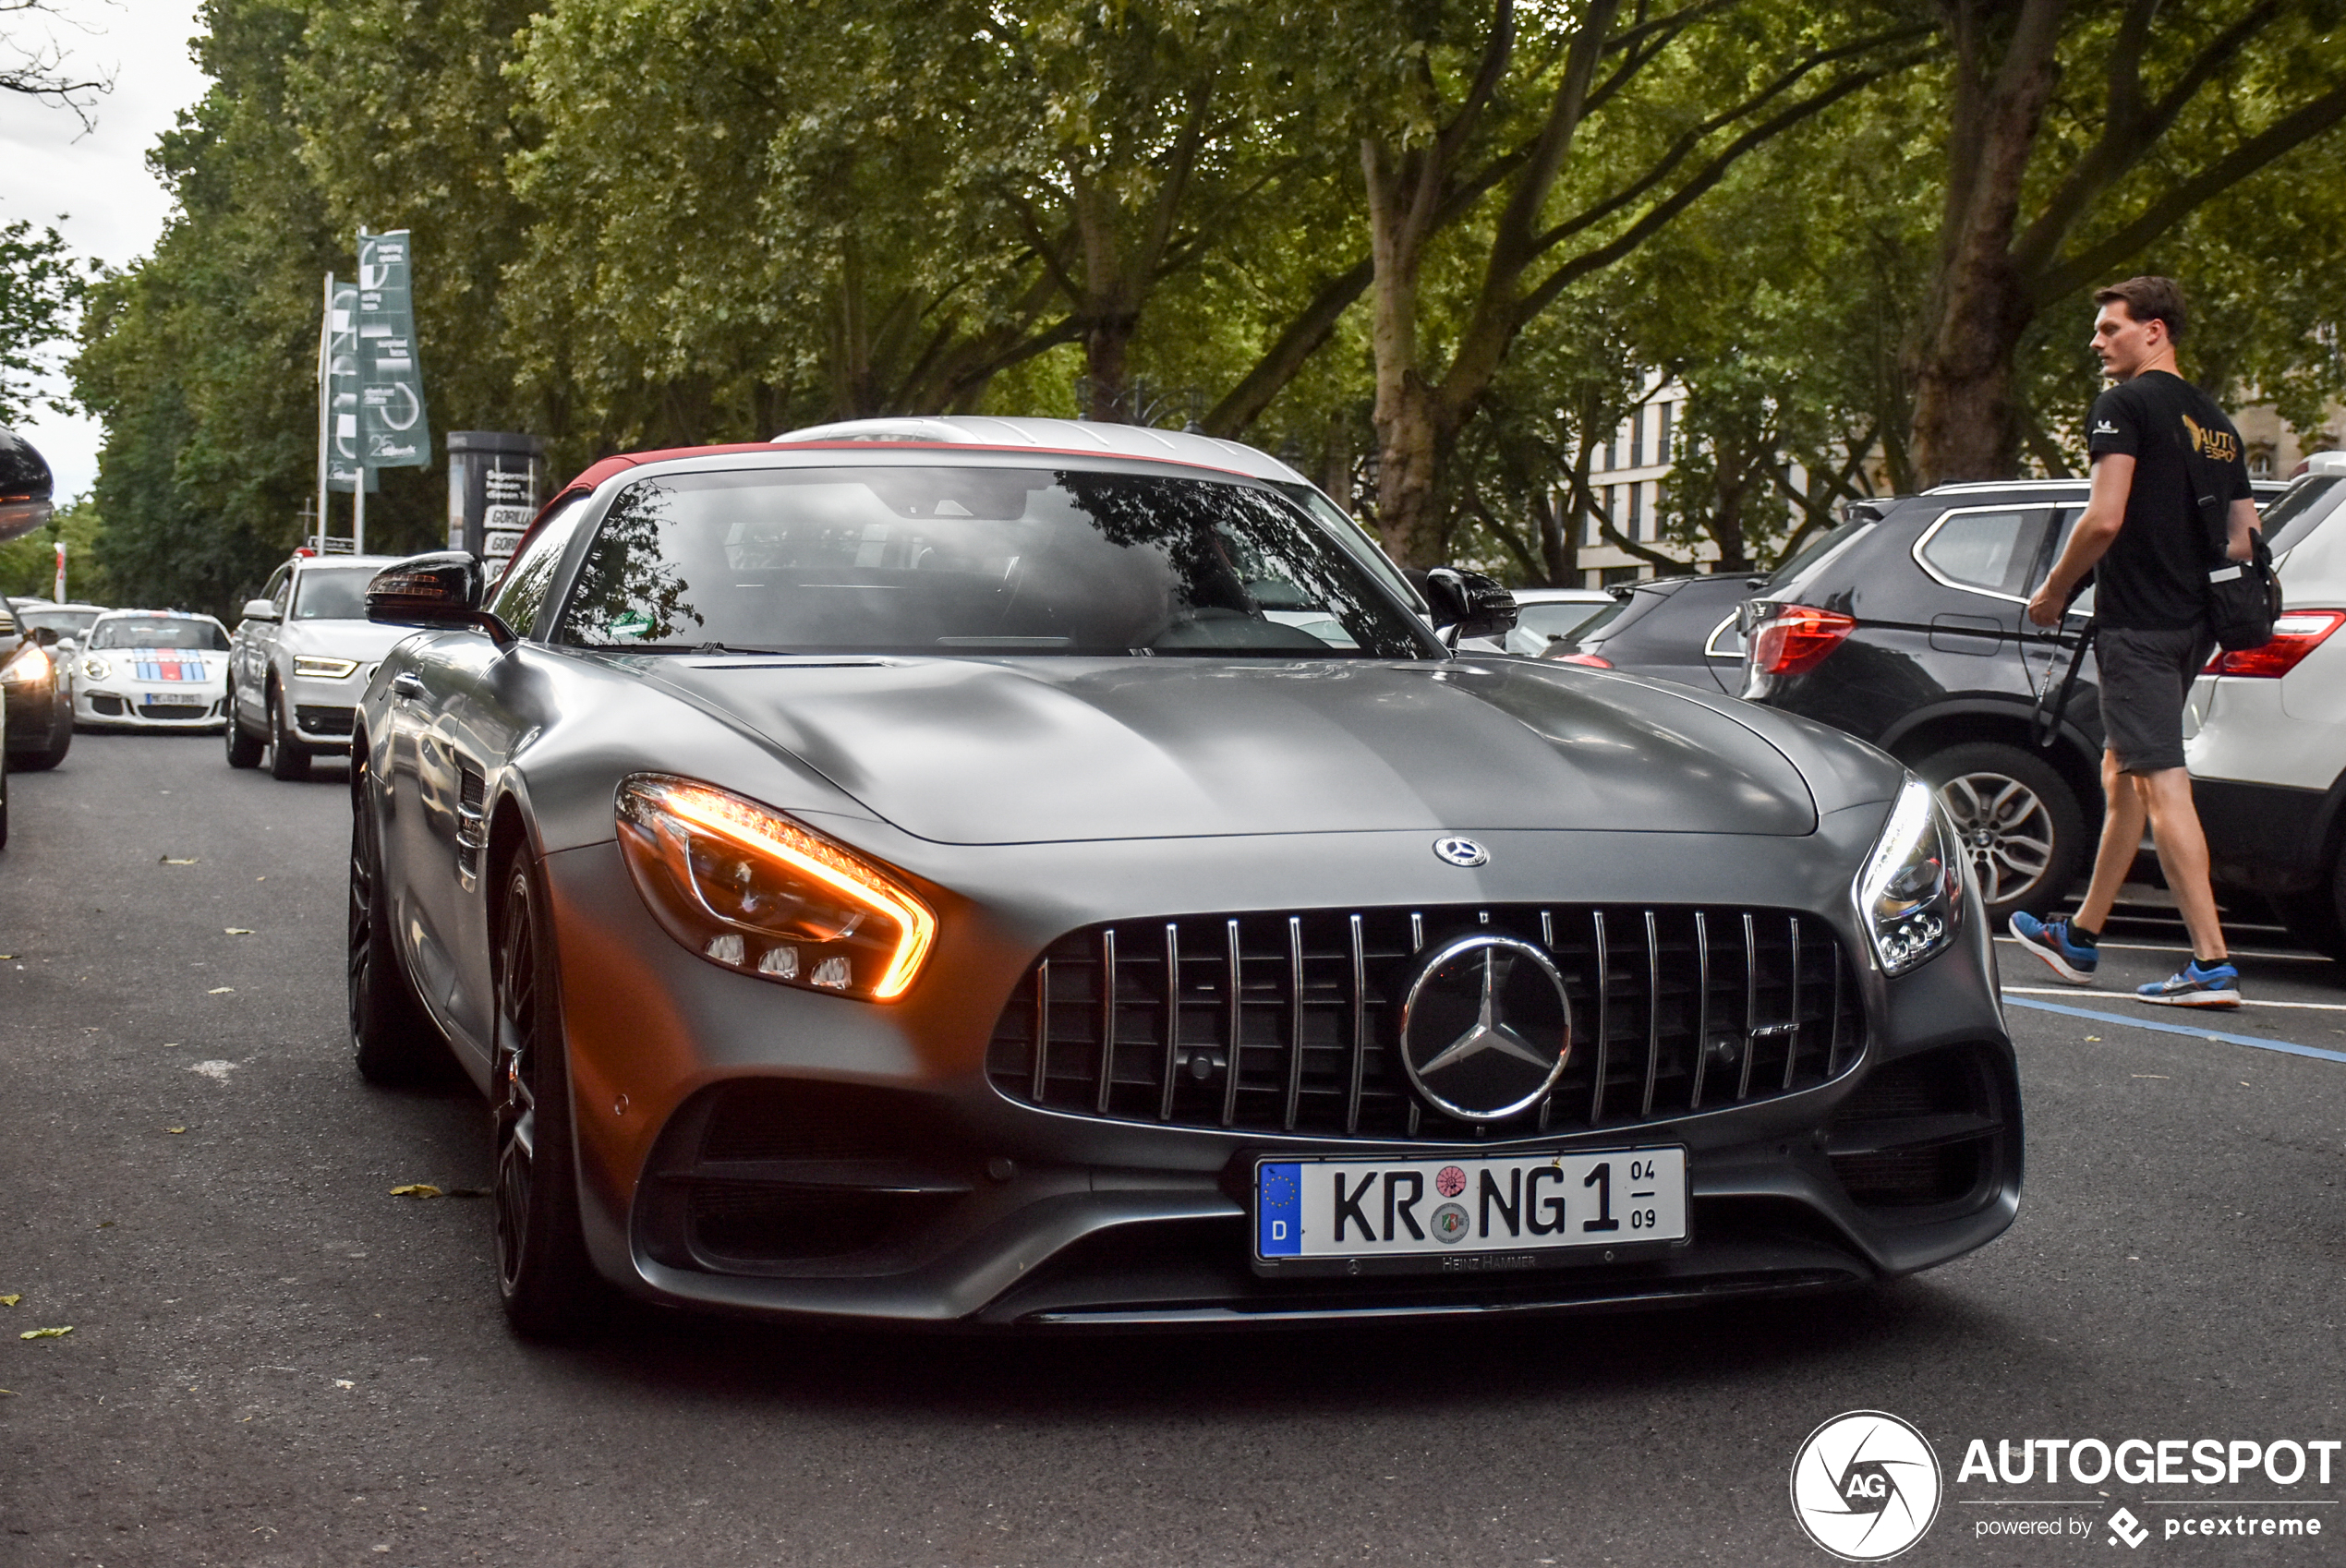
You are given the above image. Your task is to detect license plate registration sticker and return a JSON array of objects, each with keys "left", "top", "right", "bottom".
[{"left": 1255, "top": 1147, "right": 1687, "bottom": 1262}]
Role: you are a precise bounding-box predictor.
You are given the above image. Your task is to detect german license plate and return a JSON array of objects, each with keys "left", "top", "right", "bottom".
[{"left": 1254, "top": 1147, "right": 1687, "bottom": 1268}]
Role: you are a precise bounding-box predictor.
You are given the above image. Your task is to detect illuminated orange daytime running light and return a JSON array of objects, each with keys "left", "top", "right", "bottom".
[{"left": 657, "top": 782, "right": 936, "bottom": 1000}]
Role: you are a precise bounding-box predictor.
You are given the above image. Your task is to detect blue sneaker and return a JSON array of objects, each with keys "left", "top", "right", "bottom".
[
  {"left": 2136, "top": 960, "right": 2242, "bottom": 1008},
  {"left": 2008, "top": 911, "right": 2098, "bottom": 984}
]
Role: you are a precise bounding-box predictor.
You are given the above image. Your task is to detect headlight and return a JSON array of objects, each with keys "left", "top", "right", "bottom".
[
  {"left": 82, "top": 656, "right": 111, "bottom": 681},
  {"left": 615, "top": 774, "right": 937, "bottom": 1001},
  {"left": 1, "top": 639, "right": 51, "bottom": 686},
  {"left": 292, "top": 655, "right": 360, "bottom": 679},
  {"left": 1852, "top": 776, "right": 1964, "bottom": 974}
]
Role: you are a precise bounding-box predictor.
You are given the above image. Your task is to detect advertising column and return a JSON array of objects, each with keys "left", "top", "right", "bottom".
[{"left": 445, "top": 431, "right": 546, "bottom": 580}]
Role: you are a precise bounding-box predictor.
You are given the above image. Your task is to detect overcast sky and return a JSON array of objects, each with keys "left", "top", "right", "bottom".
[{"left": 3, "top": 0, "right": 212, "bottom": 501}]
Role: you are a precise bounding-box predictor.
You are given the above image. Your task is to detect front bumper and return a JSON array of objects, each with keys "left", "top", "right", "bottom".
[
  {"left": 76, "top": 686, "right": 227, "bottom": 730},
  {"left": 281, "top": 666, "right": 376, "bottom": 750},
  {"left": 534, "top": 818, "right": 2021, "bottom": 1329}
]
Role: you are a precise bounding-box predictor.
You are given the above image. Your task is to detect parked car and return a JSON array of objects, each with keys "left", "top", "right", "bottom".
[
  {"left": 225, "top": 552, "right": 412, "bottom": 778},
  {"left": 1549, "top": 573, "right": 1760, "bottom": 693},
  {"left": 2184, "top": 452, "right": 2346, "bottom": 952},
  {"left": 1, "top": 597, "right": 73, "bottom": 770},
  {"left": 74, "top": 610, "right": 233, "bottom": 730},
  {"left": 13, "top": 601, "right": 110, "bottom": 653},
  {"left": 1741, "top": 480, "right": 2108, "bottom": 923},
  {"left": 1503, "top": 586, "right": 1615, "bottom": 657},
  {"left": 346, "top": 416, "right": 2016, "bottom": 1338}
]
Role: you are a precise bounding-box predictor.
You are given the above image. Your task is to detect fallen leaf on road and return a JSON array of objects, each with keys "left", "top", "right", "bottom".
[
  {"left": 389, "top": 1184, "right": 442, "bottom": 1199},
  {"left": 166, "top": 1127, "right": 186, "bottom": 1135},
  {"left": 0, "top": 954, "right": 13, "bottom": 959},
  {"left": 224, "top": 928, "right": 254, "bottom": 935},
  {"left": 333, "top": 1379, "right": 355, "bottom": 1389},
  {"left": 207, "top": 987, "right": 233, "bottom": 995},
  {"left": 0, "top": 1295, "right": 18, "bottom": 1307},
  {"left": 19, "top": 1327, "right": 73, "bottom": 1340},
  {"left": 161, "top": 856, "right": 199, "bottom": 865}
]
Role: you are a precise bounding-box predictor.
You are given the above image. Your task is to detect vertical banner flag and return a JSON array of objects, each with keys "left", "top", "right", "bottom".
[
  {"left": 53, "top": 541, "right": 66, "bottom": 602},
  {"left": 355, "top": 230, "right": 431, "bottom": 469},
  {"left": 324, "top": 283, "right": 374, "bottom": 494}
]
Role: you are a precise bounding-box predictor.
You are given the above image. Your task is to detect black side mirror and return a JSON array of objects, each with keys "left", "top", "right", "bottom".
[
  {"left": 1422, "top": 567, "right": 1519, "bottom": 648},
  {"left": 29, "top": 626, "right": 60, "bottom": 647},
  {"left": 367, "top": 551, "right": 516, "bottom": 647}
]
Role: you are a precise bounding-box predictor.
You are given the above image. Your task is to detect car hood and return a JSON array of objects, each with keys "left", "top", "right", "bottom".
[{"left": 644, "top": 657, "right": 1823, "bottom": 846}]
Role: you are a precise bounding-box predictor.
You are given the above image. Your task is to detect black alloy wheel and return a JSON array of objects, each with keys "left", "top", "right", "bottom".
[
  {"left": 1918, "top": 741, "right": 2086, "bottom": 923},
  {"left": 347, "top": 766, "right": 441, "bottom": 1083},
  {"left": 268, "top": 681, "right": 310, "bottom": 780},
  {"left": 224, "top": 683, "right": 262, "bottom": 767},
  {"left": 491, "top": 857, "right": 603, "bottom": 1338}
]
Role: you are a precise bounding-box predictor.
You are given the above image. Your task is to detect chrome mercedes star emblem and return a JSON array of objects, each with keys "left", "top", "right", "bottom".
[
  {"left": 1395, "top": 934, "right": 1570, "bottom": 1120},
  {"left": 1433, "top": 836, "right": 1489, "bottom": 867}
]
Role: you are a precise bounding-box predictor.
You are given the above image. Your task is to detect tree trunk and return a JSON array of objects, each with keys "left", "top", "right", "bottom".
[
  {"left": 1361, "top": 135, "right": 1455, "bottom": 568},
  {"left": 1907, "top": 0, "right": 2065, "bottom": 483}
]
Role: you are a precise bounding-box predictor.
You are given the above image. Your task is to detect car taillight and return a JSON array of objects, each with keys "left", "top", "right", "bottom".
[
  {"left": 1556, "top": 652, "right": 1612, "bottom": 668},
  {"left": 1750, "top": 606, "right": 1856, "bottom": 676},
  {"left": 2205, "top": 610, "right": 2346, "bottom": 678}
]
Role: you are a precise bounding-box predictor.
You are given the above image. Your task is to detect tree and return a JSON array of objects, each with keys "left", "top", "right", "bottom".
[
  {"left": 0, "top": 494, "right": 104, "bottom": 598},
  {"left": 0, "top": 217, "right": 88, "bottom": 424},
  {"left": 1908, "top": 0, "right": 2346, "bottom": 483},
  {"left": 2, "top": 0, "right": 110, "bottom": 127},
  {"left": 1299, "top": 0, "right": 1930, "bottom": 566}
]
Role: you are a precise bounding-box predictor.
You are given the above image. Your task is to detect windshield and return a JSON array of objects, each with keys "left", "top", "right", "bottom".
[
  {"left": 2263, "top": 476, "right": 2344, "bottom": 557},
  {"left": 555, "top": 466, "right": 1435, "bottom": 658},
  {"left": 16, "top": 607, "right": 101, "bottom": 638},
  {"left": 292, "top": 568, "right": 374, "bottom": 620},
  {"left": 91, "top": 617, "right": 230, "bottom": 651}
]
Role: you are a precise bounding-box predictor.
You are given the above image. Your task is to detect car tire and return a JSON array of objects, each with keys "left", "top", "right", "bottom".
[
  {"left": 1917, "top": 741, "right": 2086, "bottom": 922},
  {"left": 491, "top": 855, "right": 605, "bottom": 1339},
  {"left": 348, "top": 775, "right": 442, "bottom": 1084},
  {"left": 268, "top": 683, "right": 310, "bottom": 780},
  {"left": 17, "top": 713, "right": 69, "bottom": 771},
  {"left": 224, "top": 684, "right": 263, "bottom": 768}
]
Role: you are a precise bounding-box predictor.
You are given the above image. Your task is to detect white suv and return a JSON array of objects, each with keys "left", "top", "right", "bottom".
[
  {"left": 2185, "top": 452, "right": 2346, "bottom": 950},
  {"left": 225, "top": 553, "right": 411, "bottom": 779}
]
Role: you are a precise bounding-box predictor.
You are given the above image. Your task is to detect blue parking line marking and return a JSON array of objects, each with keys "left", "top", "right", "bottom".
[{"left": 2002, "top": 995, "right": 2346, "bottom": 1065}]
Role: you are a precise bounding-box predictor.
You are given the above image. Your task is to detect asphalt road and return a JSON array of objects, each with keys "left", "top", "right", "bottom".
[{"left": 3, "top": 732, "right": 2342, "bottom": 1568}]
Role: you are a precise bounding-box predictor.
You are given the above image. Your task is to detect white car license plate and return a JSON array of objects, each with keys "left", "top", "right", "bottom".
[{"left": 1255, "top": 1147, "right": 1687, "bottom": 1266}]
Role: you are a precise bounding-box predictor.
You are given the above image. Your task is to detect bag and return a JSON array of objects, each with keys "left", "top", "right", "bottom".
[
  {"left": 2206, "top": 527, "right": 2279, "bottom": 652},
  {"left": 2189, "top": 425, "right": 2279, "bottom": 651}
]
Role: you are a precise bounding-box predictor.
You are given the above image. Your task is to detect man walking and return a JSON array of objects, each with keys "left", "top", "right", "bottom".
[{"left": 2009, "top": 276, "right": 2259, "bottom": 1007}]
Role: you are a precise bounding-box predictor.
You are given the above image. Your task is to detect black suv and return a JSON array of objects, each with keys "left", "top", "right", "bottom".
[
  {"left": 1549, "top": 572, "right": 1760, "bottom": 692},
  {"left": 1742, "top": 481, "right": 2102, "bottom": 922}
]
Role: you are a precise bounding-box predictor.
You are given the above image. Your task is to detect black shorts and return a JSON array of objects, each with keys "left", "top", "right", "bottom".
[{"left": 2097, "top": 624, "right": 2214, "bottom": 774}]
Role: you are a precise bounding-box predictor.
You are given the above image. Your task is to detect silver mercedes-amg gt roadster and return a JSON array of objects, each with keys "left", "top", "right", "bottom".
[{"left": 351, "top": 417, "right": 2019, "bottom": 1336}]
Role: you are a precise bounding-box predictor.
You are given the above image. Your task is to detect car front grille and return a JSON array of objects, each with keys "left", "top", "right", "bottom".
[{"left": 985, "top": 904, "right": 1865, "bottom": 1140}]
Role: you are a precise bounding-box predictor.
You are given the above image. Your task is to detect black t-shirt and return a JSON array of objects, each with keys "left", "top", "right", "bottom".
[{"left": 2085, "top": 370, "right": 2253, "bottom": 630}]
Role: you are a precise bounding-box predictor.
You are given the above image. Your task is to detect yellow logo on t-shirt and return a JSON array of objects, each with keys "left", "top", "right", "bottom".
[{"left": 2182, "top": 414, "right": 2238, "bottom": 464}]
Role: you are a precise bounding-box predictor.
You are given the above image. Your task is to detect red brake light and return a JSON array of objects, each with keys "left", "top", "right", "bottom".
[
  {"left": 1557, "top": 652, "right": 1613, "bottom": 668},
  {"left": 2205, "top": 610, "right": 2346, "bottom": 678},
  {"left": 1750, "top": 605, "right": 1856, "bottom": 676}
]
